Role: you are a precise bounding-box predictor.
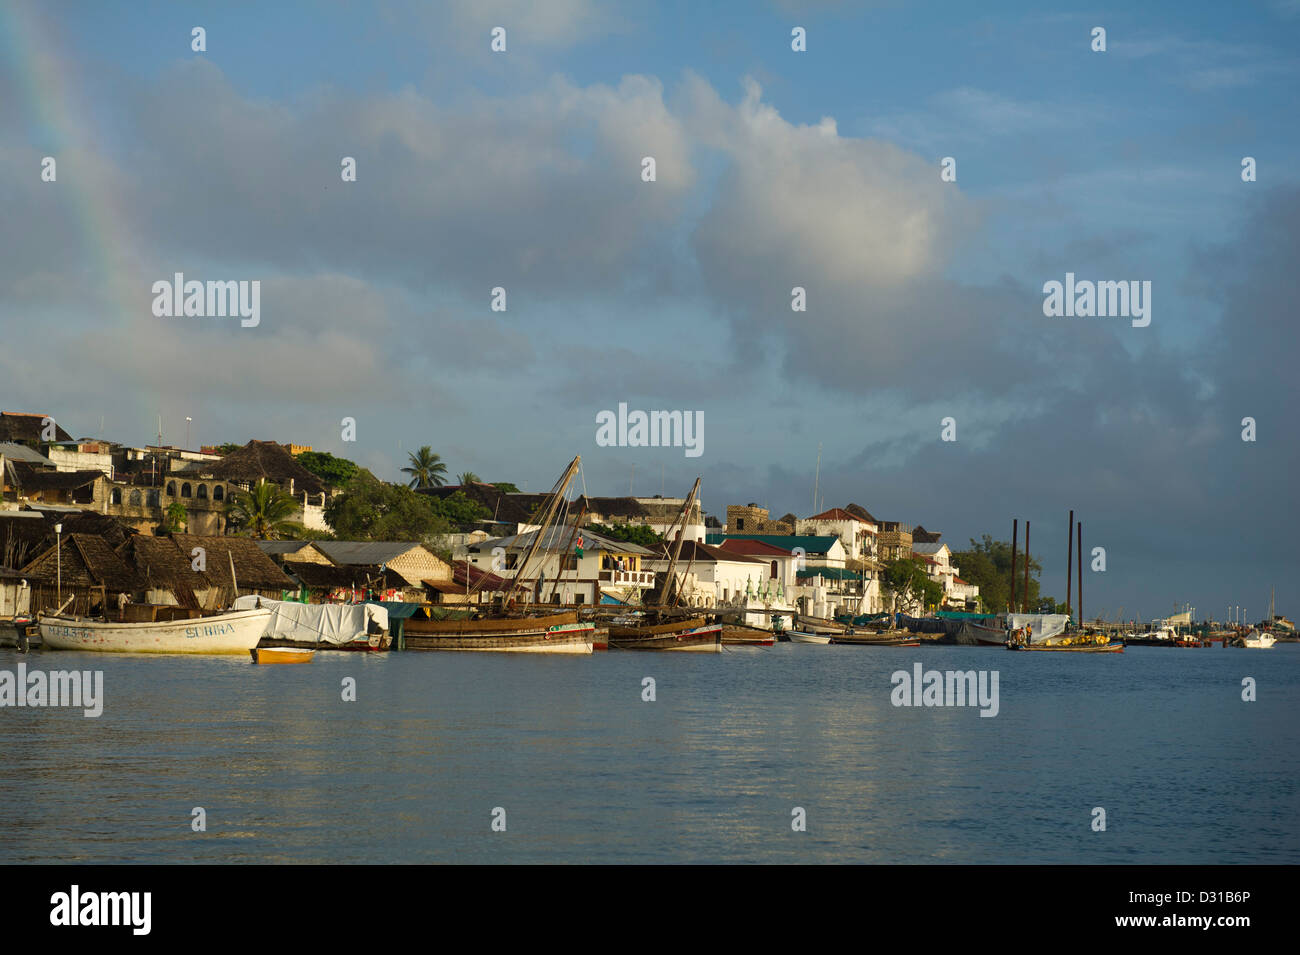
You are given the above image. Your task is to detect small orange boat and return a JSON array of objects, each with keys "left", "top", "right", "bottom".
[{"left": 250, "top": 646, "right": 316, "bottom": 664}]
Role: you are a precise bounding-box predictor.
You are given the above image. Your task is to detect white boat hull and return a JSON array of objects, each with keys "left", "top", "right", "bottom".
[
  {"left": 788, "top": 631, "right": 834, "bottom": 645},
  {"left": 38, "top": 609, "right": 273, "bottom": 654}
]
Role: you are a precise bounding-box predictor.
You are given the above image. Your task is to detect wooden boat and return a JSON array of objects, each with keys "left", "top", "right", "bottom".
[
  {"left": 1008, "top": 641, "right": 1124, "bottom": 653},
  {"left": 787, "top": 630, "right": 834, "bottom": 645},
  {"left": 404, "top": 610, "right": 595, "bottom": 653},
  {"left": 831, "top": 633, "right": 921, "bottom": 647},
  {"left": 403, "top": 456, "right": 598, "bottom": 653},
  {"left": 38, "top": 607, "right": 273, "bottom": 654},
  {"left": 721, "top": 626, "right": 775, "bottom": 646},
  {"left": 607, "top": 478, "right": 719, "bottom": 653},
  {"left": 609, "top": 617, "right": 721, "bottom": 652},
  {"left": 250, "top": 646, "right": 315, "bottom": 664}
]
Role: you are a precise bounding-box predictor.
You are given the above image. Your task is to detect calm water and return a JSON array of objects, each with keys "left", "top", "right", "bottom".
[{"left": 2, "top": 643, "right": 1297, "bottom": 863}]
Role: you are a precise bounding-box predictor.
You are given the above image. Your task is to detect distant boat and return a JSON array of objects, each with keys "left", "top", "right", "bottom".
[
  {"left": 404, "top": 611, "right": 595, "bottom": 653},
  {"left": 721, "top": 627, "right": 775, "bottom": 646},
  {"left": 609, "top": 618, "right": 722, "bottom": 652},
  {"left": 1232, "top": 629, "right": 1277, "bottom": 649},
  {"left": 250, "top": 646, "right": 315, "bottom": 664},
  {"left": 39, "top": 607, "right": 272, "bottom": 654},
  {"left": 787, "top": 630, "right": 833, "bottom": 645},
  {"left": 831, "top": 633, "right": 920, "bottom": 647}
]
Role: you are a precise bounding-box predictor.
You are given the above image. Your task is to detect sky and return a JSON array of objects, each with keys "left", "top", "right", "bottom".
[{"left": 1, "top": 0, "right": 1298, "bottom": 621}]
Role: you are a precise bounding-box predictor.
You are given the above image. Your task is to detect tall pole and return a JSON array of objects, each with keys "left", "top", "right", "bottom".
[
  {"left": 56, "top": 524, "right": 63, "bottom": 606},
  {"left": 1077, "top": 521, "right": 1083, "bottom": 629},
  {"left": 1023, "top": 520, "right": 1031, "bottom": 613},
  {"left": 1009, "top": 519, "right": 1018, "bottom": 614},
  {"left": 1066, "top": 509, "right": 1074, "bottom": 620}
]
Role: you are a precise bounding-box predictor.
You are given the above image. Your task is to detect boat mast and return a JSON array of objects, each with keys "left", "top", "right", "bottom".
[
  {"left": 499, "top": 455, "right": 581, "bottom": 605},
  {"left": 659, "top": 478, "right": 701, "bottom": 610}
]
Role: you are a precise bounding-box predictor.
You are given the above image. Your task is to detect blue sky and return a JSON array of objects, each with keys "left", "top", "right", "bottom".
[{"left": 2, "top": 0, "right": 1298, "bottom": 620}]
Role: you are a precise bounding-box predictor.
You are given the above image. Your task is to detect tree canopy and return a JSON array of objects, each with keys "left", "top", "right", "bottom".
[
  {"left": 325, "top": 474, "right": 451, "bottom": 541},
  {"left": 951, "top": 534, "right": 1052, "bottom": 614},
  {"left": 295, "top": 450, "right": 362, "bottom": 487},
  {"left": 881, "top": 556, "right": 943, "bottom": 613},
  {"left": 589, "top": 522, "right": 665, "bottom": 548}
]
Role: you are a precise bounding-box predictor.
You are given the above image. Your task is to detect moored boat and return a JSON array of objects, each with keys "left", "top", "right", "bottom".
[
  {"left": 609, "top": 618, "right": 721, "bottom": 652},
  {"left": 1231, "top": 629, "right": 1277, "bottom": 649},
  {"left": 721, "top": 626, "right": 775, "bottom": 646},
  {"left": 787, "top": 630, "right": 833, "bottom": 645},
  {"left": 404, "top": 611, "right": 595, "bottom": 653},
  {"left": 250, "top": 646, "right": 315, "bottom": 664},
  {"left": 38, "top": 607, "right": 272, "bottom": 654},
  {"left": 831, "top": 633, "right": 921, "bottom": 647}
]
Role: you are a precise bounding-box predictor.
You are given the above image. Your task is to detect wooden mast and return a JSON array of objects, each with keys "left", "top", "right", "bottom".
[
  {"left": 497, "top": 455, "right": 581, "bottom": 606},
  {"left": 658, "top": 478, "right": 700, "bottom": 611}
]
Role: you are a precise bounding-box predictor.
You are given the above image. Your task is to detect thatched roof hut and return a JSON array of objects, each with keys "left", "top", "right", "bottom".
[
  {"left": 20, "top": 533, "right": 144, "bottom": 614},
  {"left": 170, "top": 533, "right": 296, "bottom": 595}
]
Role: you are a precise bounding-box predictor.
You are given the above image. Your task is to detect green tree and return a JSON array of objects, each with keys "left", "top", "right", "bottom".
[
  {"left": 589, "top": 522, "right": 665, "bottom": 548},
  {"left": 456, "top": 471, "right": 482, "bottom": 486},
  {"left": 951, "top": 535, "right": 1044, "bottom": 614},
  {"left": 296, "top": 450, "right": 361, "bottom": 487},
  {"left": 489, "top": 482, "right": 521, "bottom": 493},
  {"left": 402, "top": 446, "right": 448, "bottom": 489},
  {"left": 882, "top": 557, "right": 943, "bottom": 613},
  {"left": 164, "top": 501, "right": 188, "bottom": 533},
  {"left": 325, "top": 473, "right": 450, "bottom": 541},
  {"left": 225, "top": 479, "right": 300, "bottom": 539},
  {"left": 425, "top": 491, "right": 491, "bottom": 525},
  {"left": 212, "top": 443, "right": 242, "bottom": 455}
]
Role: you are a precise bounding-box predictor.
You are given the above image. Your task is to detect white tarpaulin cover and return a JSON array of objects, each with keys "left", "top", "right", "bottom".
[
  {"left": 232, "top": 596, "right": 389, "bottom": 646},
  {"left": 1006, "top": 613, "right": 1070, "bottom": 644}
]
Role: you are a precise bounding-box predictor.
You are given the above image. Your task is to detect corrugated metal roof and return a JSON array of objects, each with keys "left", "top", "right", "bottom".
[
  {"left": 705, "top": 533, "right": 840, "bottom": 554},
  {"left": 0, "top": 442, "right": 55, "bottom": 465},
  {"left": 314, "top": 541, "right": 428, "bottom": 565},
  {"left": 474, "top": 526, "right": 654, "bottom": 555}
]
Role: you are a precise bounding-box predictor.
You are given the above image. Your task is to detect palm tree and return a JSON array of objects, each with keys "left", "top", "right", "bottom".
[
  {"left": 164, "top": 502, "right": 188, "bottom": 533},
  {"left": 402, "top": 446, "right": 448, "bottom": 489},
  {"left": 225, "top": 479, "right": 300, "bottom": 539},
  {"left": 457, "top": 471, "right": 482, "bottom": 486}
]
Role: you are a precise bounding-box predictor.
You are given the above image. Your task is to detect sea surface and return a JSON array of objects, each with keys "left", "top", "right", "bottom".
[{"left": 2, "top": 642, "right": 1297, "bottom": 864}]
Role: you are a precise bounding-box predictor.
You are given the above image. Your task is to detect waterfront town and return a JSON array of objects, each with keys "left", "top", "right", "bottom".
[{"left": 0, "top": 409, "right": 1289, "bottom": 654}]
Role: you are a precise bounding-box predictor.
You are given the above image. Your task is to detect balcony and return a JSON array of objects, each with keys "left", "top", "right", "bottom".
[{"left": 598, "top": 569, "right": 655, "bottom": 587}]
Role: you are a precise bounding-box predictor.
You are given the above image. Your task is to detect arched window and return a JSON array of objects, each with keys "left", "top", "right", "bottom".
[
  {"left": 213, "top": 485, "right": 224, "bottom": 501},
  {"left": 770, "top": 560, "right": 778, "bottom": 579},
  {"left": 129, "top": 490, "right": 142, "bottom": 506},
  {"left": 147, "top": 489, "right": 160, "bottom": 506},
  {"left": 110, "top": 488, "right": 122, "bottom": 505},
  {"left": 181, "top": 483, "right": 192, "bottom": 498},
  {"left": 166, "top": 482, "right": 176, "bottom": 497},
  {"left": 196, "top": 484, "right": 208, "bottom": 500}
]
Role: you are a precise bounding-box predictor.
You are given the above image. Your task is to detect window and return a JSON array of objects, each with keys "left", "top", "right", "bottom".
[
  {"left": 146, "top": 489, "right": 160, "bottom": 506},
  {"left": 166, "top": 482, "right": 176, "bottom": 497},
  {"left": 574, "top": 593, "right": 585, "bottom": 605},
  {"left": 213, "top": 485, "right": 224, "bottom": 501},
  {"left": 181, "top": 483, "right": 192, "bottom": 498},
  {"left": 110, "top": 488, "right": 122, "bottom": 505},
  {"left": 505, "top": 553, "right": 519, "bottom": 570},
  {"left": 736, "top": 519, "right": 745, "bottom": 530},
  {"left": 770, "top": 560, "right": 778, "bottom": 579},
  {"left": 560, "top": 555, "right": 578, "bottom": 571},
  {"left": 129, "top": 490, "right": 142, "bottom": 506},
  {"left": 196, "top": 484, "right": 208, "bottom": 500}
]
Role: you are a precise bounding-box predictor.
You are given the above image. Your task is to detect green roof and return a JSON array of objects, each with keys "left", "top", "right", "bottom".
[
  {"left": 705, "top": 533, "right": 839, "bottom": 554},
  {"left": 795, "top": 566, "right": 860, "bottom": 581}
]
